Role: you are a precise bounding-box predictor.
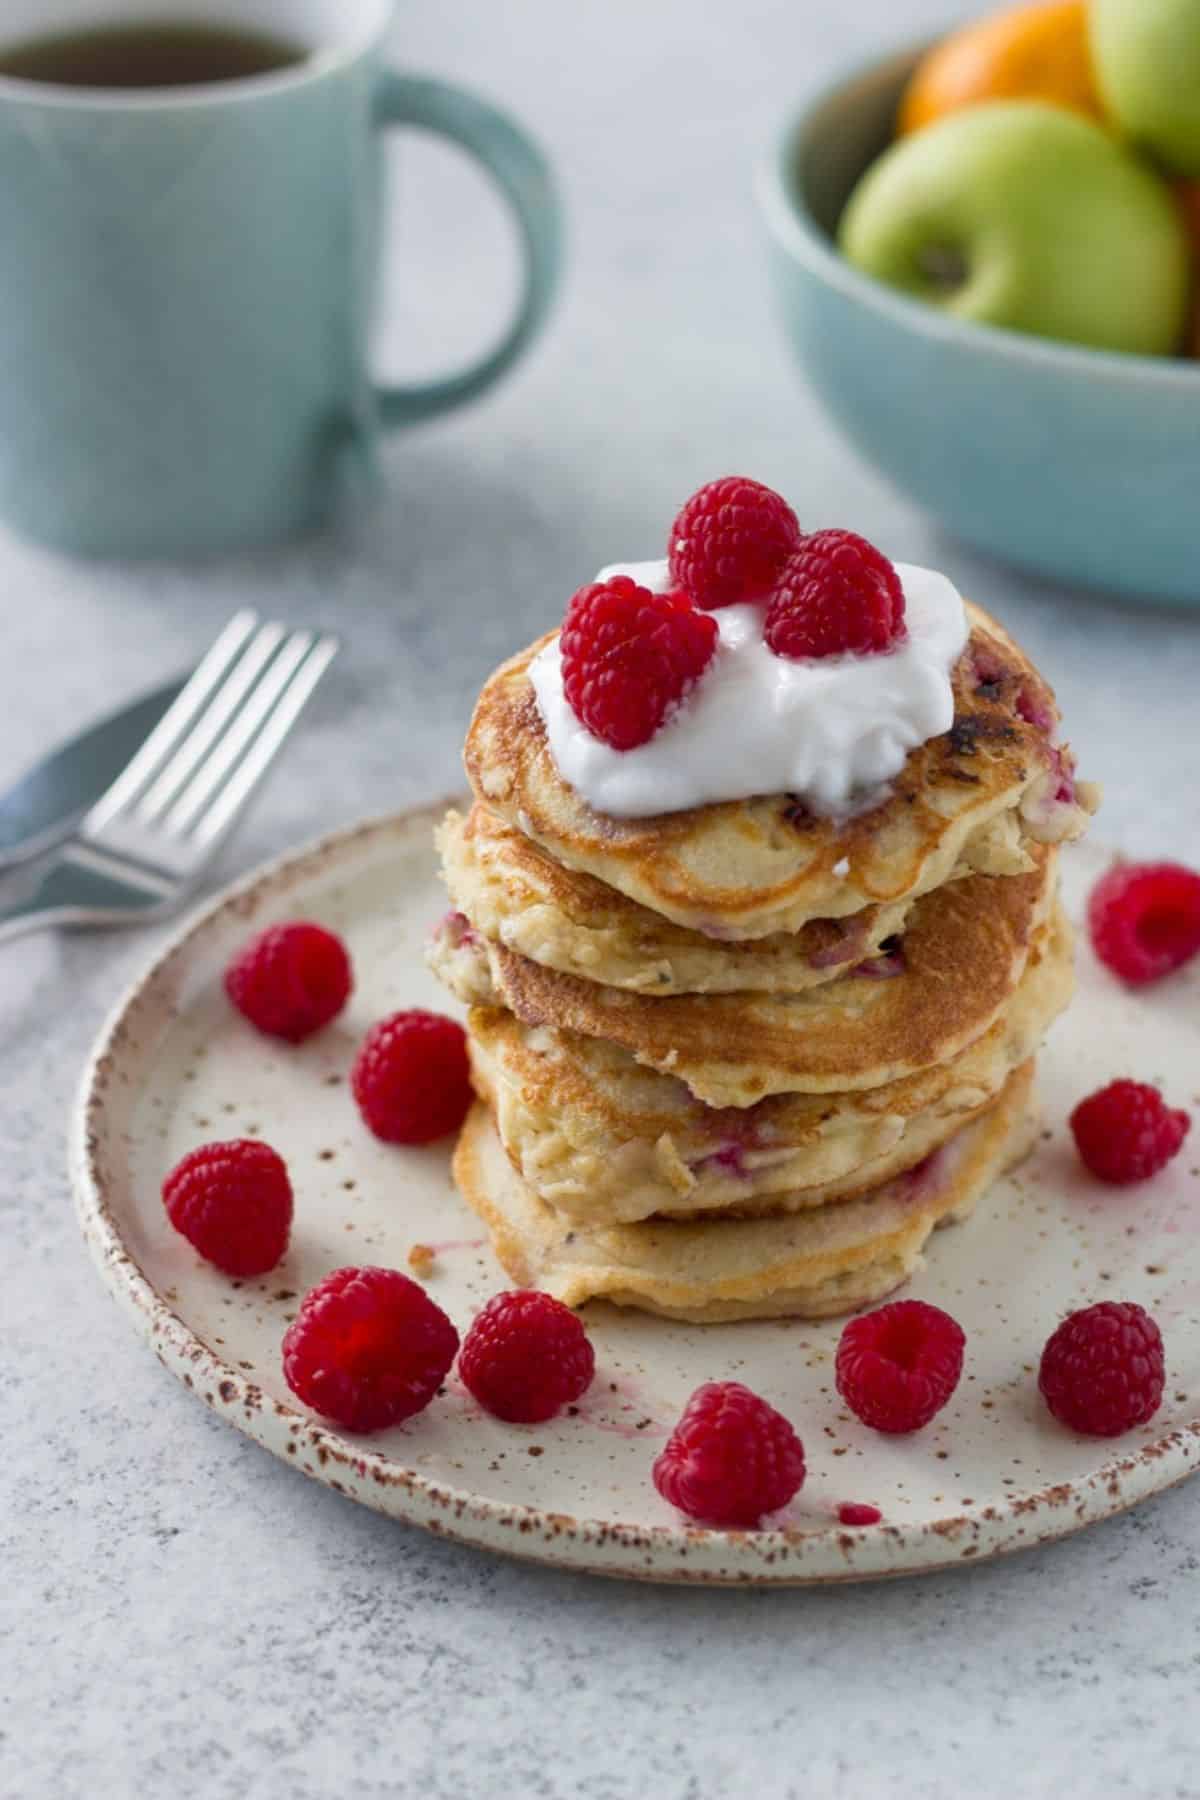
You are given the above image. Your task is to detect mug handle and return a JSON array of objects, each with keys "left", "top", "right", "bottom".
[{"left": 371, "top": 71, "right": 563, "bottom": 427}]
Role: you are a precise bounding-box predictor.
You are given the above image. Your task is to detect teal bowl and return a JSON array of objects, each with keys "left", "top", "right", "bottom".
[{"left": 758, "top": 44, "right": 1200, "bottom": 607}]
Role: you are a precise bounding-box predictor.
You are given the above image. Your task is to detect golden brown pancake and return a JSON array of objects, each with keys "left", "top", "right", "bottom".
[
  {"left": 452, "top": 1062, "right": 1037, "bottom": 1323},
  {"left": 462, "top": 905, "right": 1072, "bottom": 1224},
  {"left": 437, "top": 849, "right": 1058, "bottom": 1106},
  {"left": 436, "top": 803, "right": 914, "bottom": 994},
  {"left": 464, "top": 603, "right": 1096, "bottom": 940}
]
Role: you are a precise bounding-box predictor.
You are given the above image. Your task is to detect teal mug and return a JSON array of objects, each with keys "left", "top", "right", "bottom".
[{"left": 0, "top": 0, "right": 562, "bottom": 556}]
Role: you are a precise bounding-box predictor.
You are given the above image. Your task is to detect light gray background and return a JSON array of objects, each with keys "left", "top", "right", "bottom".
[{"left": 5, "top": 3, "right": 1200, "bottom": 1796}]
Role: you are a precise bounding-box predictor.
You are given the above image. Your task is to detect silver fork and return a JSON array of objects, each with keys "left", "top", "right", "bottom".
[{"left": 0, "top": 611, "right": 338, "bottom": 943}]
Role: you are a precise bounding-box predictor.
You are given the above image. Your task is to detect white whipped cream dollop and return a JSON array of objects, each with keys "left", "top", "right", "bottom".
[{"left": 529, "top": 558, "right": 969, "bottom": 819}]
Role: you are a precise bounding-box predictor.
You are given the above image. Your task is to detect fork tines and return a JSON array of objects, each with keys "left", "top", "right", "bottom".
[{"left": 83, "top": 612, "right": 338, "bottom": 877}]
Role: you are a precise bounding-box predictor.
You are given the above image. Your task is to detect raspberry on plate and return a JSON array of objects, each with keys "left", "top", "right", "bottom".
[
  {"left": 458, "top": 1290, "right": 595, "bottom": 1423},
  {"left": 837, "top": 1502, "right": 883, "bottom": 1526},
  {"left": 652, "top": 1381, "right": 806, "bottom": 1528},
  {"left": 351, "top": 1009, "right": 472, "bottom": 1145},
  {"left": 1070, "top": 1079, "right": 1190, "bottom": 1185},
  {"left": 224, "top": 920, "right": 352, "bottom": 1043},
  {"left": 765, "top": 528, "right": 906, "bottom": 660},
  {"left": 835, "top": 1298, "right": 965, "bottom": 1434},
  {"left": 667, "top": 475, "right": 801, "bottom": 610},
  {"left": 162, "top": 1138, "right": 292, "bottom": 1277},
  {"left": 560, "top": 576, "right": 718, "bottom": 751},
  {"left": 1087, "top": 860, "right": 1200, "bottom": 986},
  {"left": 1038, "top": 1300, "right": 1165, "bottom": 1437},
  {"left": 282, "top": 1265, "right": 459, "bottom": 1432}
]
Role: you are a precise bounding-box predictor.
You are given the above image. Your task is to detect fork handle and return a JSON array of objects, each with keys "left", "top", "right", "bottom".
[
  {"left": 0, "top": 859, "right": 163, "bottom": 943},
  {"left": 0, "top": 889, "right": 87, "bottom": 942},
  {"left": 0, "top": 896, "right": 163, "bottom": 942}
]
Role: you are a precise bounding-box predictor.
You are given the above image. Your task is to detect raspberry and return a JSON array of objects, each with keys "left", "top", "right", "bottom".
[
  {"left": 224, "top": 920, "right": 352, "bottom": 1043},
  {"left": 837, "top": 1502, "right": 883, "bottom": 1526},
  {"left": 351, "top": 1009, "right": 472, "bottom": 1145},
  {"left": 1069, "top": 1079, "right": 1190, "bottom": 1185},
  {"left": 1087, "top": 861, "right": 1200, "bottom": 986},
  {"left": 765, "top": 529, "right": 906, "bottom": 660},
  {"left": 667, "top": 476, "right": 801, "bottom": 610},
  {"left": 652, "top": 1381, "right": 806, "bottom": 1528},
  {"left": 560, "top": 577, "right": 717, "bottom": 751},
  {"left": 1038, "top": 1300, "right": 1165, "bottom": 1437},
  {"left": 282, "top": 1265, "right": 459, "bottom": 1432},
  {"left": 162, "top": 1139, "right": 292, "bottom": 1277},
  {"left": 1015, "top": 685, "right": 1056, "bottom": 736},
  {"left": 835, "top": 1299, "right": 965, "bottom": 1434},
  {"left": 458, "top": 1290, "right": 595, "bottom": 1423}
]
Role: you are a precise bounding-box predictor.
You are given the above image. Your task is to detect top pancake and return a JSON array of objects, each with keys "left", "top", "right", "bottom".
[{"left": 464, "top": 602, "right": 1096, "bottom": 939}]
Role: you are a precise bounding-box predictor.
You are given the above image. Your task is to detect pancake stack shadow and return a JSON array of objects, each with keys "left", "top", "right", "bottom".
[{"left": 429, "top": 602, "right": 1097, "bottom": 1324}]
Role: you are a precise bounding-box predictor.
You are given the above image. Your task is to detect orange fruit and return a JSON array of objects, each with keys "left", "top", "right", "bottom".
[{"left": 899, "top": 1, "right": 1103, "bottom": 137}]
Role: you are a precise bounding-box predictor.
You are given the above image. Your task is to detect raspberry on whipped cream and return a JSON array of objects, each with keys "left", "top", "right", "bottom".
[
  {"left": 667, "top": 476, "right": 801, "bottom": 611},
  {"left": 531, "top": 557, "right": 969, "bottom": 819},
  {"left": 559, "top": 575, "right": 718, "bottom": 750},
  {"left": 765, "top": 529, "right": 906, "bottom": 659}
]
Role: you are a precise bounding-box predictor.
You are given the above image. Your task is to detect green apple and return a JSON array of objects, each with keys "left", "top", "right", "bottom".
[
  {"left": 839, "top": 101, "right": 1189, "bottom": 355},
  {"left": 1091, "top": 0, "right": 1200, "bottom": 176}
]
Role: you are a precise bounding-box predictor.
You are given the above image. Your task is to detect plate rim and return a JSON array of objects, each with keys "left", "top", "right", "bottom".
[{"left": 70, "top": 806, "right": 1200, "bottom": 1586}]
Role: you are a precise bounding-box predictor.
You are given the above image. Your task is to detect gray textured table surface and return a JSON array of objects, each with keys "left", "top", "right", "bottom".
[{"left": 6, "top": 3, "right": 1200, "bottom": 1797}]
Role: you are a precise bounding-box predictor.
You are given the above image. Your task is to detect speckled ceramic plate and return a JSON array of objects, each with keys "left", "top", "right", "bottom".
[{"left": 72, "top": 807, "right": 1200, "bottom": 1585}]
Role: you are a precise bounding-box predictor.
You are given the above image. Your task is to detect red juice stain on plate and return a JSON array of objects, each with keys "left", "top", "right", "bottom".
[
  {"left": 837, "top": 1502, "right": 883, "bottom": 1526},
  {"left": 571, "top": 1374, "right": 671, "bottom": 1441}
]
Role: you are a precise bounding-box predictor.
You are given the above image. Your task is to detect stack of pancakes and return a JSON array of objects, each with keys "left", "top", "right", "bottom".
[{"left": 430, "top": 602, "right": 1096, "bottom": 1323}]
